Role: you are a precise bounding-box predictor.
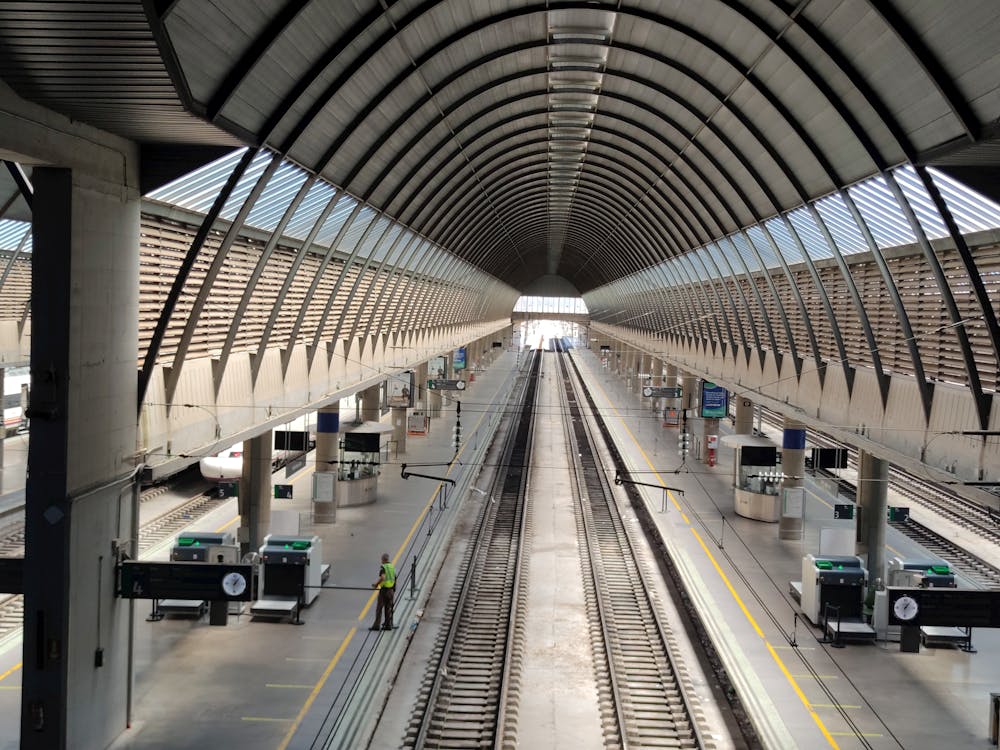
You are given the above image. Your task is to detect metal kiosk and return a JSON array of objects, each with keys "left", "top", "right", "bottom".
[
  {"left": 251, "top": 535, "right": 328, "bottom": 622},
  {"left": 155, "top": 532, "right": 237, "bottom": 618},
  {"left": 800, "top": 554, "right": 875, "bottom": 643}
]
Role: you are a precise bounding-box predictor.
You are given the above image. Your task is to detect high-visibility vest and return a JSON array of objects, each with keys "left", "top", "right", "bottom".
[{"left": 381, "top": 562, "right": 396, "bottom": 588}]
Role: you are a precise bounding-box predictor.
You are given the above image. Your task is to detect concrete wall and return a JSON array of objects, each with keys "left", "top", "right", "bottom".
[
  {"left": 594, "top": 322, "right": 1000, "bottom": 508},
  {"left": 141, "top": 319, "right": 511, "bottom": 479}
]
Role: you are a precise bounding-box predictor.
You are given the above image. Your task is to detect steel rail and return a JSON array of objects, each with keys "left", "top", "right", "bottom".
[
  {"left": 405, "top": 349, "right": 541, "bottom": 748},
  {"left": 558, "top": 343, "right": 703, "bottom": 748}
]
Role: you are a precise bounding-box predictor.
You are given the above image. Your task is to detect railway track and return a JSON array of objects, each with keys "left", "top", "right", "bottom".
[
  {"left": 559, "top": 349, "right": 703, "bottom": 748},
  {"left": 756, "top": 409, "right": 1000, "bottom": 588},
  {"left": 0, "top": 483, "right": 227, "bottom": 643},
  {"left": 403, "top": 349, "right": 540, "bottom": 748}
]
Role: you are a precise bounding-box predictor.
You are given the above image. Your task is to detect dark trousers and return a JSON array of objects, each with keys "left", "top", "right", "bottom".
[{"left": 374, "top": 586, "right": 394, "bottom": 629}]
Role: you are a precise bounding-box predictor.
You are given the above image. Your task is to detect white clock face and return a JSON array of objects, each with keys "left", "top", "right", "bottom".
[
  {"left": 642, "top": 386, "right": 653, "bottom": 397},
  {"left": 893, "top": 595, "right": 919, "bottom": 621},
  {"left": 456, "top": 380, "right": 466, "bottom": 390},
  {"left": 221, "top": 571, "right": 247, "bottom": 597}
]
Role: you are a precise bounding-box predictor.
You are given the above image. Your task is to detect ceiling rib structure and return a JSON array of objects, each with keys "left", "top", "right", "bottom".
[{"left": 0, "top": 1, "right": 998, "bottom": 487}]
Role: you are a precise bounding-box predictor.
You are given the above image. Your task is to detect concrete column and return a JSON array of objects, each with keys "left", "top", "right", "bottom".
[
  {"left": 313, "top": 404, "right": 339, "bottom": 523},
  {"left": 22, "top": 166, "right": 140, "bottom": 750},
  {"left": 680, "top": 372, "right": 698, "bottom": 413},
  {"left": 414, "top": 360, "right": 428, "bottom": 409},
  {"left": 650, "top": 358, "right": 663, "bottom": 415},
  {"left": 0, "top": 366, "right": 4, "bottom": 471},
  {"left": 663, "top": 364, "right": 680, "bottom": 429},
  {"left": 778, "top": 419, "right": 806, "bottom": 540},
  {"left": 856, "top": 450, "right": 889, "bottom": 583},
  {"left": 391, "top": 406, "right": 407, "bottom": 455},
  {"left": 426, "top": 358, "right": 442, "bottom": 417},
  {"left": 361, "top": 384, "right": 380, "bottom": 422},
  {"left": 239, "top": 430, "right": 273, "bottom": 557},
  {"left": 734, "top": 395, "right": 754, "bottom": 435}
]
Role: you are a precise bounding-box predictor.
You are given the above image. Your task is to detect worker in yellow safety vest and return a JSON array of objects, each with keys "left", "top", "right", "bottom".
[{"left": 370, "top": 553, "right": 396, "bottom": 631}]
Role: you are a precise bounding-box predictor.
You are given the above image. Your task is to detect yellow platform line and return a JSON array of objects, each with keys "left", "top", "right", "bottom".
[
  {"left": 589, "top": 370, "right": 840, "bottom": 750},
  {"left": 281, "top": 377, "right": 499, "bottom": 745},
  {"left": 265, "top": 684, "right": 314, "bottom": 689},
  {"left": 0, "top": 662, "right": 21, "bottom": 683},
  {"left": 276, "top": 626, "right": 356, "bottom": 750}
]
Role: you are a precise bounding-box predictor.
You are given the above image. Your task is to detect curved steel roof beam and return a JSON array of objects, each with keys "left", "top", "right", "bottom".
[
  {"left": 861, "top": 0, "right": 978, "bottom": 143},
  {"left": 449, "top": 163, "right": 675, "bottom": 277},
  {"left": 438, "top": 148, "right": 679, "bottom": 267},
  {"left": 406, "top": 108, "right": 736, "bottom": 250},
  {"left": 205, "top": 0, "right": 318, "bottom": 121},
  {"left": 458, "top": 181, "right": 651, "bottom": 276},
  {"left": 882, "top": 171, "right": 992, "bottom": 430}
]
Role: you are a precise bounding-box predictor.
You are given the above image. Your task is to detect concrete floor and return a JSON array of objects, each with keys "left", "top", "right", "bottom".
[{"left": 1, "top": 349, "right": 999, "bottom": 750}]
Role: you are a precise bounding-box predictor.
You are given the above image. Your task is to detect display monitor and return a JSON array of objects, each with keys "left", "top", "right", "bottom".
[
  {"left": 740, "top": 446, "right": 777, "bottom": 466},
  {"left": 343, "top": 432, "right": 380, "bottom": 453},
  {"left": 274, "top": 430, "right": 308, "bottom": 451}
]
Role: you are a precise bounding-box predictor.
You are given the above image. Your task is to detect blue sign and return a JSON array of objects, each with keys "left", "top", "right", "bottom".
[
  {"left": 454, "top": 347, "right": 467, "bottom": 370},
  {"left": 700, "top": 382, "right": 729, "bottom": 418}
]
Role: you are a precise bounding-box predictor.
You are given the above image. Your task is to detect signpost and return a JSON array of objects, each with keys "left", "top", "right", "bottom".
[
  {"left": 642, "top": 386, "right": 682, "bottom": 398},
  {"left": 427, "top": 379, "right": 466, "bottom": 391},
  {"left": 833, "top": 503, "right": 854, "bottom": 520}
]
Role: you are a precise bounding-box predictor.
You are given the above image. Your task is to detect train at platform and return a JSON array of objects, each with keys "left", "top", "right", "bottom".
[{"left": 199, "top": 415, "right": 316, "bottom": 481}]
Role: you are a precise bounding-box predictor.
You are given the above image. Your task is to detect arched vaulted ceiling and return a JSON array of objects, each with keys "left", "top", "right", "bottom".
[
  {"left": 134, "top": 0, "right": 1000, "bottom": 293},
  {"left": 2, "top": 2, "right": 999, "bottom": 294}
]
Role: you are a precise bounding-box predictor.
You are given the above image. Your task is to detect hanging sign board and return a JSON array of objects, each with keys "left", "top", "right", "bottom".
[
  {"left": 700, "top": 382, "right": 729, "bottom": 418},
  {"left": 427, "top": 379, "right": 466, "bottom": 391},
  {"left": 642, "top": 386, "right": 682, "bottom": 398}
]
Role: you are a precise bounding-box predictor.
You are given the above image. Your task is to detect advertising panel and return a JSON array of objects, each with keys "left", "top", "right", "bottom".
[
  {"left": 429, "top": 355, "right": 447, "bottom": 381},
  {"left": 454, "top": 346, "right": 467, "bottom": 370},
  {"left": 387, "top": 371, "right": 414, "bottom": 408},
  {"left": 700, "top": 381, "right": 729, "bottom": 418}
]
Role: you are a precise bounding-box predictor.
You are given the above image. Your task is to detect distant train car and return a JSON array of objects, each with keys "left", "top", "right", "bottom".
[
  {"left": 199, "top": 444, "right": 245, "bottom": 481},
  {"left": 3, "top": 369, "right": 29, "bottom": 433},
  {"left": 199, "top": 415, "right": 316, "bottom": 482}
]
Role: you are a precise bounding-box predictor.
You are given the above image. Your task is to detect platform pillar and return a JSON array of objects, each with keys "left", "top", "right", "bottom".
[
  {"left": 650, "top": 358, "right": 663, "bottom": 415},
  {"left": 313, "top": 405, "right": 339, "bottom": 523},
  {"left": 778, "top": 419, "right": 806, "bottom": 540},
  {"left": 361, "top": 384, "right": 380, "bottom": 422},
  {"left": 0, "top": 366, "right": 4, "bottom": 472},
  {"left": 662, "top": 364, "right": 680, "bottom": 428},
  {"left": 735, "top": 395, "right": 754, "bottom": 435},
  {"left": 239, "top": 430, "right": 273, "bottom": 556},
  {"left": 856, "top": 450, "right": 889, "bottom": 583},
  {"left": 391, "top": 406, "right": 407, "bottom": 455},
  {"left": 22, "top": 165, "right": 140, "bottom": 750},
  {"left": 426, "top": 357, "right": 442, "bottom": 417}
]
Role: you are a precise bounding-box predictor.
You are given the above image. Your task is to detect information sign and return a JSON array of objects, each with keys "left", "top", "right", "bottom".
[
  {"left": 833, "top": 503, "right": 854, "bottom": 520},
  {"left": 700, "top": 381, "right": 729, "bottom": 418},
  {"left": 454, "top": 347, "right": 467, "bottom": 370},
  {"left": 118, "top": 561, "right": 254, "bottom": 601},
  {"left": 642, "top": 386, "right": 682, "bottom": 398},
  {"left": 274, "top": 484, "right": 293, "bottom": 500},
  {"left": 427, "top": 379, "right": 466, "bottom": 391},
  {"left": 888, "top": 506, "right": 910, "bottom": 522},
  {"left": 888, "top": 587, "right": 1000, "bottom": 628}
]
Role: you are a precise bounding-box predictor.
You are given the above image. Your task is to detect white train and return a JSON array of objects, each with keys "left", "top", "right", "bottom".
[
  {"left": 199, "top": 415, "right": 316, "bottom": 481},
  {"left": 199, "top": 444, "right": 246, "bottom": 481},
  {"left": 3, "top": 368, "right": 29, "bottom": 433}
]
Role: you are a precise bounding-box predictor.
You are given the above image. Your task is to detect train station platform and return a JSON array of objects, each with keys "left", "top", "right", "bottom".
[
  {"left": 0, "top": 351, "right": 523, "bottom": 750},
  {"left": 1, "top": 348, "right": 998, "bottom": 750},
  {"left": 573, "top": 349, "right": 1000, "bottom": 750}
]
